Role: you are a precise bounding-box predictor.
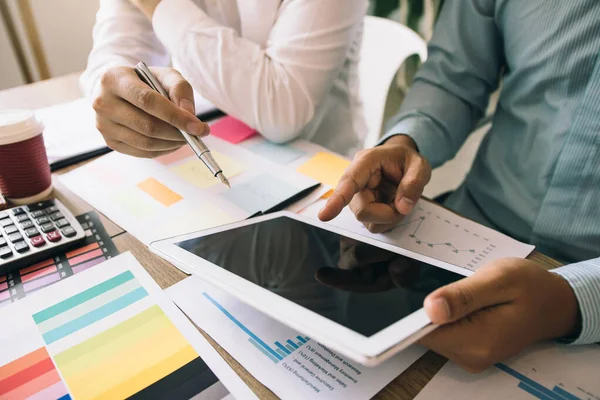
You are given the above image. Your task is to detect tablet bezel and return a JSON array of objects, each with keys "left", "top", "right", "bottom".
[{"left": 151, "top": 211, "right": 470, "bottom": 365}]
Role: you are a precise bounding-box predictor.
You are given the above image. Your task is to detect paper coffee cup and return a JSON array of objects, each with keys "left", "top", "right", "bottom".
[{"left": 0, "top": 110, "right": 52, "bottom": 205}]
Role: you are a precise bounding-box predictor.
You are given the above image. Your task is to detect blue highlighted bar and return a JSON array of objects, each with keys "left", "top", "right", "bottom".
[
  {"left": 553, "top": 386, "right": 580, "bottom": 400},
  {"left": 287, "top": 340, "right": 299, "bottom": 349},
  {"left": 286, "top": 345, "right": 295, "bottom": 352},
  {"left": 297, "top": 336, "right": 307, "bottom": 344},
  {"left": 275, "top": 341, "right": 291, "bottom": 355},
  {"left": 249, "top": 338, "right": 278, "bottom": 363},
  {"left": 519, "top": 382, "right": 555, "bottom": 400},
  {"left": 42, "top": 287, "right": 148, "bottom": 344},
  {"left": 204, "top": 292, "right": 282, "bottom": 361},
  {"left": 497, "top": 364, "right": 562, "bottom": 400}
]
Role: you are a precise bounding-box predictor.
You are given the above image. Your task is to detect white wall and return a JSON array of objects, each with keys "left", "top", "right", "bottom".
[
  {"left": 0, "top": 12, "right": 26, "bottom": 90},
  {"left": 0, "top": 0, "right": 99, "bottom": 90},
  {"left": 29, "top": 0, "right": 99, "bottom": 77}
]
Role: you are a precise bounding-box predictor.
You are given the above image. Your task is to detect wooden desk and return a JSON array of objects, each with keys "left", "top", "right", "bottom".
[{"left": 0, "top": 75, "right": 563, "bottom": 400}]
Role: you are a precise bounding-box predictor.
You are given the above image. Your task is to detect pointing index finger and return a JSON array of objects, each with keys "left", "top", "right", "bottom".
[{"left": 318, "top": 155, "right": 377, "bottom": 221}]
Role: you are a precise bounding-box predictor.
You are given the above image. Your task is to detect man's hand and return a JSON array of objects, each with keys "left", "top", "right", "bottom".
[
  {"left": 318, "top": 135, "right": 431, "bottom": 233},
  {"left": 419, "top": 258, "right": 580, "bottom": 373},
  {"left": 128, "top": 0, "right": 161, "bottom": 19},
  {"left": 93, "top": 66, "right": 210, "bottom": 159}
]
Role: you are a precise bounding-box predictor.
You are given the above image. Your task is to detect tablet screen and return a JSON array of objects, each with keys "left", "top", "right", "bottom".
[{"left": 176, "top": 217, "right": 464, "bottom": 337}]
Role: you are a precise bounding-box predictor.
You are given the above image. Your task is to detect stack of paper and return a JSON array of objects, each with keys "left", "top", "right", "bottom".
[
  {"left": 0, "top": 252, "right": 252, "bottom": 399},
  {"left": 168, "top": 275, "right": 427, "bottom": 400},
  {"left": 36, "top": 98, "right": 109, "bottom": 168},
  {"left": 60, "top": 136, "right": 322, "bottom": 245}
]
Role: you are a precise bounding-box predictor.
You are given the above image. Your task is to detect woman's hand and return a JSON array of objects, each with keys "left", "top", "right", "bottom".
[{"left": 93, "top": 66, "right": 210, "bottom": 158}]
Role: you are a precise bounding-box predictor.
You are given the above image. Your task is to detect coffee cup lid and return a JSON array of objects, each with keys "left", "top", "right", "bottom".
[{"left": 0, "top": 110, "right": 44, "bottom": 146}]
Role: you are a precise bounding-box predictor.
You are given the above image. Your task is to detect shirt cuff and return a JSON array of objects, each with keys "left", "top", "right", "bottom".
[
  {"left": 378, "top": 114, "right": 454, "bottom": 168},
  {"left": 153, "top": 0, "right": 219, "bottom": 52},
  {"left": 551, "top": 259, "right": 600, "bottom": 345}
]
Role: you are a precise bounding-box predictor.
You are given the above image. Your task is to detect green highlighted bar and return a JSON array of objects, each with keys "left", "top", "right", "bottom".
[{"left": 33, "top": 271, "right": 135, "bottom": 324}]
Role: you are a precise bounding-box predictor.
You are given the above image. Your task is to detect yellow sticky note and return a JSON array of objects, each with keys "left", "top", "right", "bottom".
[
  {"left": 137, "top": 178, "right": 183, "bottom": 207},
  {"left": 170, "top": 152, "right": 244, "bottom": 189},
  {"left": 296, "top": 152, "right": 350, "bottom": 188}
]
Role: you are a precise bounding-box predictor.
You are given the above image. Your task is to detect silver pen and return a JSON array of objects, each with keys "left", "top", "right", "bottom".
[{"left": 134, "top": 62, "right": 230, "bottom": 188}]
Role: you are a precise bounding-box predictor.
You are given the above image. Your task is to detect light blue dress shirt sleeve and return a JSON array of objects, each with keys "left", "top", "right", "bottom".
[
  {"left": 381, "top": 0, "right": 503, "bottom": 168},
  {"left": 552, "top": 258, "right": 600, "bottom": 345}
]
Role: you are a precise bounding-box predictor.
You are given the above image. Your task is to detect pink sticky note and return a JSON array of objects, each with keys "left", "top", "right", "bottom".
[{"left": 210, "top": 116, "right": 257, "bottom": 144}]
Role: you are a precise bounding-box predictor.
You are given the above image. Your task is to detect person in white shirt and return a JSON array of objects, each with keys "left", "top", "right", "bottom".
[{"left": 82, "top": 0, "right": 368, "bottom": 158}]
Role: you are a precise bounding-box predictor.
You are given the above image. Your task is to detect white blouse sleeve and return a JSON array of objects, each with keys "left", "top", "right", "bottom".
[
  {"left": 152, "top": 0, "right": 367, "bottom": 142},
  {"left": 80, "top": 0, "right": 171, "bottom": 97}
]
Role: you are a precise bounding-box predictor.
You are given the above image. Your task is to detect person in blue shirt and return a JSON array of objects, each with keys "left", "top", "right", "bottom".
[{"left": 319, "top": 0, "right": 600, "bottom": 372}]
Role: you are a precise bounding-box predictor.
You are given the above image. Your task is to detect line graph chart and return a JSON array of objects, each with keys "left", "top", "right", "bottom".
[{"left": 303, "top": 200, "right": 532, "bottom": 272}]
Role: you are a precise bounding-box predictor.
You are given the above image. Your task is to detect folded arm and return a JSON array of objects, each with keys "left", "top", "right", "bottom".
[{"left": 151, "top": 0, "right": 367, "bottom": 142}]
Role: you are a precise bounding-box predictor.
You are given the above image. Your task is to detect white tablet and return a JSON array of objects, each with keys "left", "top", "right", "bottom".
[{"left": 151, "top": 211, "right": 466, "bottom": 366}]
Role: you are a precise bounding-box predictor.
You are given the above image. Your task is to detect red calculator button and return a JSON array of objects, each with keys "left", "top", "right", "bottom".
[
  {"left": 31, "top": 236, "right": 46, "bottom": 247},
  {"left": 47, "top": 231, "right": 62, "bottom": 243}
]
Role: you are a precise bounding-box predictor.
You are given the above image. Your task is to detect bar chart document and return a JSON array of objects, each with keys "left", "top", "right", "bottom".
[
  {"left": 168, "top": 275, "right": 428, "bottom": 400},
  {"left": 301, "top": 199, "right": 535, "bottom": 272},
  {"left": 0, "top": 252, "right": 253, "bottom": 400},
  {"left": 414, "top": 343, "right": 600, "bottom": 400}
]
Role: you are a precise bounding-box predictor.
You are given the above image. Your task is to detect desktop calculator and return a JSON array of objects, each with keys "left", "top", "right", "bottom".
[{"left": 0, "top": 199, "right": 85, "bottom": 274}]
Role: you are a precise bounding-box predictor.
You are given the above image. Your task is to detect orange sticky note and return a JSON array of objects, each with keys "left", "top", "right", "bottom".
[
  {"left": 210, "top": 116, "right": 257, "bottom": 144},
  {"left": 296, "top": 152, "right": 350, "bottom": 189},
  {"left": 137, "top": 178, "right": 182, "bottom": 207}
]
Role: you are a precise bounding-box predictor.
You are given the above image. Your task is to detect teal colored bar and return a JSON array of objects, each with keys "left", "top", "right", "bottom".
[
  {"left": 553, "top": 386, "right": 580, "bottom": 400},
  {"left": 42, "top": 287, "right": 148, "bottom": 344},
  {"left": 249, "top": 338, "right": 278, "bottom": 363},
  {"left": 285, "top": 344, "right": 295, "bottom": 352},
  {"left": 275, "top": 341, "right": 291, "bottom": 355},
  {"left": 297, "top": 336, "right": 307, "bottom": 343},
  {"left": 286, "top": 339, "right": 299, "bottom": 349},
  {"left": 275, "top": 349, "right": 286, "bottom": 358},
  {"left": 33, "top": 271, "right": 135, "bottom": 324}
]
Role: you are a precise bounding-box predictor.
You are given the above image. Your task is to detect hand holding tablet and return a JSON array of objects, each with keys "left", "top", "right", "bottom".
[{"left": 151, "top": 212, "right": 466, "bottom": 366}]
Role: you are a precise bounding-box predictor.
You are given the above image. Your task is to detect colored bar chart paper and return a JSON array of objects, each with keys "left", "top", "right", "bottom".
[
  {"left": 169, "top": 276, "right": 427, "bottom": 400},
  {"left": 0, "top": 302, "right": 71, "bottom": 400},
  {"left": 0, "top": 212, "right": 118, "bottom": 305},
  {"left": 170, "top": 152, "right": 245, "bottom": 189},
  {"left": 137, "top": 178, "right": 183, "bottom": 207},
  {"left": 413, "top": 343, "right": 600, "bottom": 400},
  {"left": 203, "top": 292, "right": 310, "bottom": 364},
  {"left": 0, "top": 347, "right": 70, "bottom": 399},
  {"left": 210, "top": 116, "right": 257, "bottom": 144},
  {"left": 48, "top": 253, "right": 224, "bottom": 399}
]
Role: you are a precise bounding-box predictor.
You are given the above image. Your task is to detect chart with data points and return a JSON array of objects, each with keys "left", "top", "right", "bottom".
[{"left": 302, "top": 199, "right": 534, "bottom": 273}]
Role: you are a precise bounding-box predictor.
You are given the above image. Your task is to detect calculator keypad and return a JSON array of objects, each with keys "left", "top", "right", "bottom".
[{"left": 0, "top": 199, "right": 84, "bottom": 272}]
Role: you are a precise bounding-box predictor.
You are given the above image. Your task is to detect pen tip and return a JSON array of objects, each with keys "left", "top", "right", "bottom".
[{"left": 217, "top": 173, "right": 231, "bottom": 188}]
